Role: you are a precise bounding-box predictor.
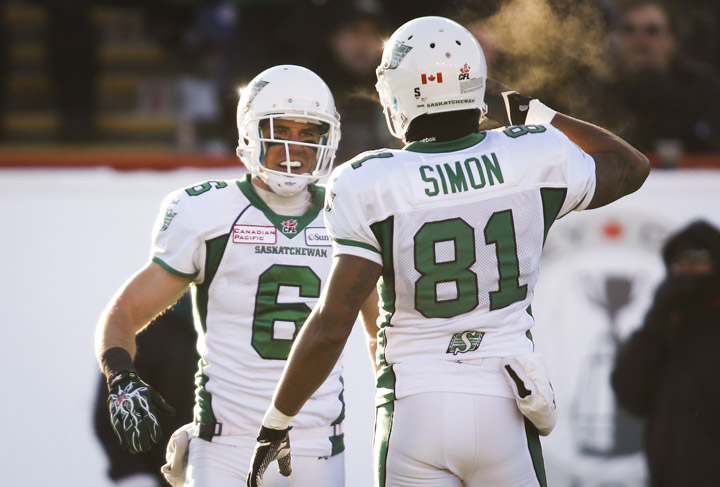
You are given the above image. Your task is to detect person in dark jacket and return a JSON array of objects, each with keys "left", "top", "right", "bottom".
[{"left": 611, "top": 220, "right": 720, "bottom": 487}]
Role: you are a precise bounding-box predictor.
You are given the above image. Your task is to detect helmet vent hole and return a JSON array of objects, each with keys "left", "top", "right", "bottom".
[
  {"left": 430, "top": 43, "right": 436, "bottom": 48},
  {"left": 408, "top": 35, "right": 413, "bottom": 40},
  {"left": 445, "top": 52, "right": 451, "bottom": 58},
  {"left": 456, "top": 40, "right": 461, "bottom": 45}
]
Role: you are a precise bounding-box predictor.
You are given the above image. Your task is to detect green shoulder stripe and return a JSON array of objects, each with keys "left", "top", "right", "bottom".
[
  {"left": 152, "top": 257, "right": 198, "bottom": 278},
  {"left": 351, "top": 152, "right": 394, "bottom": 169},
  {"left": 332, "top": 237, "right": 379, "bottom": 253}
]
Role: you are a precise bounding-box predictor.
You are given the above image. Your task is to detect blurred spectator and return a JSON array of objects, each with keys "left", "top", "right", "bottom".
[
  {"left": 312, "top": 0, "right": 400, "bottom": 163},
  {"left": 590, "top": 1, "right": 720, "bottom": 159},
  {"left": 210, "top": 0, "right": 328, "bottom": 150},
  {"left": 41, "top": 0, "right": 98, "bottom": 142},
  {"left": 172, "top": 1, "right": 237, "bottom": 152},
  {"left": 94, "top": 293, "right": 198, "bottom": 487},
  {"left": 598, "top": 0, "right": 720, "bottom": 71},
  {"left": 611, "top": 220, "right": 720, "bottom": 487},
  {"left": 675, "top": 3, "right": 720, "bottom": 73}
]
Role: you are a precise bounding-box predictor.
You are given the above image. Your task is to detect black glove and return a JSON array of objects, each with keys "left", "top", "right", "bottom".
[
  {"left": 484, "top": 78, "right": 534, "bottom": 126},
  {"left": 101, "top": 347, "right": 175, "bottom": 454},
  {"left": 246, "top": 426, "right": 292, "bottom": 487},
  {"left": 107, "top": 370, "right": 176, "bottom": 453}
]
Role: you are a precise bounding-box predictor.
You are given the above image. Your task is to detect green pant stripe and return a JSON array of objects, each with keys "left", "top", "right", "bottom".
[
  {"left": 524, "top": 417, "right": 547, "bottom": 487},
  {"left": 374, "top": 402, "right": 395, "bottom": 487}
]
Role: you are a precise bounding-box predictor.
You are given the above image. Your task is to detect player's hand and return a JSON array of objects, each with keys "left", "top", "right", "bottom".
[
  {"left": 106, "top": 371, "right": 176, "bottom": 453},
  {"left": 247, "top": 425, "right": 292, "bottom": 487},
  {"left": 484, "top": 78, "right": 533, "bottom": 126}
]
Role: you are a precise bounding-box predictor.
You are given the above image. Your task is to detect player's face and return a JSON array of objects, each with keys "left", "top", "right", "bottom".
[{"left": 261, "top": 118, "right": 322, "bottom": 175}]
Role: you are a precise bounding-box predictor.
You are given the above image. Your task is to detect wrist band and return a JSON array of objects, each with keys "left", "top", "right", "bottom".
[
  {"left": 101, "top": 347, "right": 135, "bottom": 380},
  {"left": 262, "top": 404, "right": 295, "bottom": 430},
  {"left": 525, "top": 99, "right": 557, "bottom": 125}
]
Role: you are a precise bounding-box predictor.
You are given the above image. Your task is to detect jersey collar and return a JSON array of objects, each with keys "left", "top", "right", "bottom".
[
  {"left": 403, "top": 132, "right": 487, "bottom": 153},
  {"left": 236, "top": 173, "right": 325, "bottom": 239}
]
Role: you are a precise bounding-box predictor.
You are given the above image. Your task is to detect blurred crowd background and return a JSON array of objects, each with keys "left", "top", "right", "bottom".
[{"left": 0, "top": 0, "right": 718, "bottom": 167}]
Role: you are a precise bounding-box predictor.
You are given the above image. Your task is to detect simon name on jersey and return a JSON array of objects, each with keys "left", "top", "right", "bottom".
[{"left": 418, "top": 151, "right": 504, "bottom": 197}]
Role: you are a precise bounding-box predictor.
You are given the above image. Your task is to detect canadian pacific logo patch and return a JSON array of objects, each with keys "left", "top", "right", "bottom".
[{"left": 233, "top": 224, "right": 277, "bottom": 244}]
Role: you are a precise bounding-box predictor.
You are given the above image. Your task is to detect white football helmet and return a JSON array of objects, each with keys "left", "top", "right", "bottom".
[
  {"left": 376, "top": 16, "right": 488, "bottom": 139},
  {"left": 236, "top": 65, "right": 341, "bottom": 196}
]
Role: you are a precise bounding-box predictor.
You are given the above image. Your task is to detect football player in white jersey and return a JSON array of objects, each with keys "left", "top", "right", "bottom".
[
  {"left": 95, "top": 64, "right": 379, "bottom": 487},
  {"left": 248, "top": 16, "right": 650, "bottom": 487}
]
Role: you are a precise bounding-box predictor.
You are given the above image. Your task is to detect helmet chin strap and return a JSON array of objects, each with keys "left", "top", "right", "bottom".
[
  {"left": 256, "top": 167, "right": 314, "bottom": 196},
  {"left": 267, "top": 173, "right": 312, "bottom": 196}
]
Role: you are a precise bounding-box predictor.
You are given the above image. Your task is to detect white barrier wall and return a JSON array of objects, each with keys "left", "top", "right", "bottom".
[{"left": 1, "top": 167, "right": 718, "bottom": 486}]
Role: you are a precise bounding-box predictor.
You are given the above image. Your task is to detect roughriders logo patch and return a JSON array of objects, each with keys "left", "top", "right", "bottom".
[
  {"left": 160, "top": 208, "right": 177, "bottom": 231},
  {"left": 446, "top": 331, "right": 484, "bottom": 355},
  {"left": 282, "top": 219, "right": 298, "bottom": 234},
  {"left": 325, "top": 191, "right": 336, "bottom": 212},
  {"left": 245, "top": 80, "right": 269, "bottom": 106},
  {"left": 385, "top": 41, "right": 412, "bottom": 70}
]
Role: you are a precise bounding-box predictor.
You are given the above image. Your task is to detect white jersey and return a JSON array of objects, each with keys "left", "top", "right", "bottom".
[
  {"left": 151, "top": 173, "right": 344, "bottom": 455},
  {"left": 325, "top": 125, "right": 596, "bottom": 406}
]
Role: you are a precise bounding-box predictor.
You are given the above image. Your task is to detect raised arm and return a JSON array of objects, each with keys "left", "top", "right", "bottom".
[
  {"left": 484, "top": 79, "right": 650, "bottom": 209},
  {"left": 548, "top": 114, "right": 650, "bottom": 209}
]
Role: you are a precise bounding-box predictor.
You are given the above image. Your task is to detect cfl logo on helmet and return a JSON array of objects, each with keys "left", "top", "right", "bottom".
[
  {"left": 458, "top": 64, "right": 471, "bottom": 81},
  {"left": 446, "top": 331, "right": 484, "bottom": 355}
]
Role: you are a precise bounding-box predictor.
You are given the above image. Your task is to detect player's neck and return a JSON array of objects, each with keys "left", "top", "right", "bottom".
[
  {"left": 405, "top": 109, "right": 480, "bottom": 143},
  {"left": 251, "top": 180, "right": 311, "bottom": 216}
]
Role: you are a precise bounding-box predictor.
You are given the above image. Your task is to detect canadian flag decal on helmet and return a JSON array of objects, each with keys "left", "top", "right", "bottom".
[{"left": 421, "top": 73, "right": 443, "bottom": 84}]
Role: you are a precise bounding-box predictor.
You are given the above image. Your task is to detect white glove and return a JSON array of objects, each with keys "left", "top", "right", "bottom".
[
  {"left": 161, "top": 423, "right": 196, "bottom": 487},
  {"left": 501, "top": 352, "right": 557, "bottom": 436}
]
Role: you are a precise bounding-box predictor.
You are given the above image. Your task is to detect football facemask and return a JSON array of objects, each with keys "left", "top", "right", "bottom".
[{"left": 236, "top": 65, "right": 341, "bottom": 195}]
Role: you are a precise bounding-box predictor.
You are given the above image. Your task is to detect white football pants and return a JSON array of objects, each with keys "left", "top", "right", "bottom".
[
  {"left": 185, "top": 435, "right": 344, "bottom": 487},
  {"left": 374, "top": 392, "right": 546, "bottom": 487}
]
